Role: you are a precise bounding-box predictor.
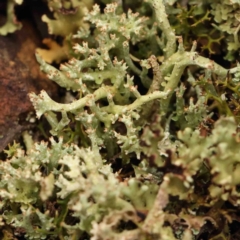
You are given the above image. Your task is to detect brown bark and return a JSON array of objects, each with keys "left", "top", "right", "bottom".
[{"left": 0, "top": 18, "right": 57, "bottom": 151}]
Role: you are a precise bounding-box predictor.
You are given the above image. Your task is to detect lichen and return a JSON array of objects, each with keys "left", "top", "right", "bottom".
[{"left": 1, "top": 0, "right": 240, "bottom": 239}]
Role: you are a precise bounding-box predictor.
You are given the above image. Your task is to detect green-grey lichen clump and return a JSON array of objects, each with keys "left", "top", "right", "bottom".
[
  {"left": 0, "top": 0, "right": 93, "bottom": 63},
  {"left": 0, "top": 0, "right": 23, "bottom": 35},
  {"left": 2, "top": 0, "right": 240, "bottom": 239},
  {"left": 210, "top": 0, "right": 240, "bottom": 60}
]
